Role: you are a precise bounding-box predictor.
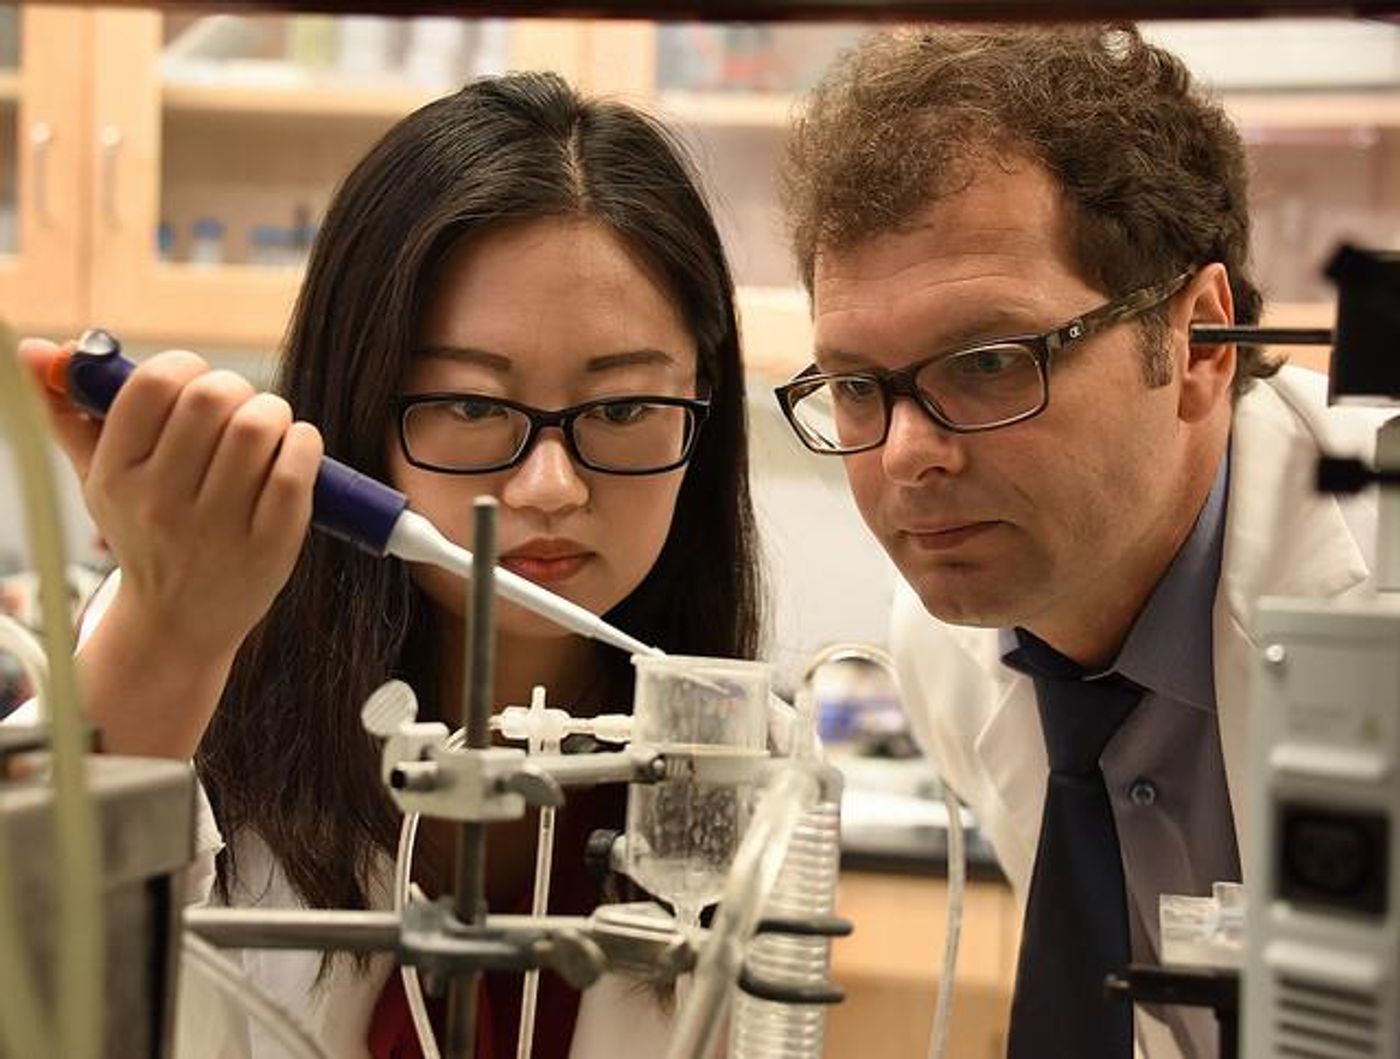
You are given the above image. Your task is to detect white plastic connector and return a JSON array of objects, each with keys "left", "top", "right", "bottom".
[
  {"left": 498, "top": 705, "right": 571, "bottom": 746},
  {"left": 589, "top": 714, "right": 632, "bottom": 744},
  {"left": 493, "top": 705, "right": 633, "bottom": 746}
]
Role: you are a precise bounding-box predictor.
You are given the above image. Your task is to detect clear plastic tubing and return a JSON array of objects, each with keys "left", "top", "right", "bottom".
[{"left": 728, "top": 766, "right": 843, "bottom": 1059}]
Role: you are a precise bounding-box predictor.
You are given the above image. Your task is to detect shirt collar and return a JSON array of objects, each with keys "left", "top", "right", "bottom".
[{"left": 999, "top": 450, "right": 1230, "bottom": 711}]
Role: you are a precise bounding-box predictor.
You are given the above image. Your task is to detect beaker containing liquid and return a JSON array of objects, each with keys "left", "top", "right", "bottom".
[{"left": 625, "top": 655, "right": 771, "bottom": 926}]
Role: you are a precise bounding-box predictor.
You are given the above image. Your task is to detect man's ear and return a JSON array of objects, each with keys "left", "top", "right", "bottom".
[{"left": 1176, "top": 263, "right": 1235, "bottom": 424}]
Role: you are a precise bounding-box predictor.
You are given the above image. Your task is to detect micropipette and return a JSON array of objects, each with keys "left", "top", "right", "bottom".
[{"left": 51, "top": 328, "right": 660, "bottom": 661}]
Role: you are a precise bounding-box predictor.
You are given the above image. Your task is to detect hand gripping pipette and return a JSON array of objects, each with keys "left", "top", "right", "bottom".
[{"left": 53, "top": 328, "right": 659, "bottom": 660}]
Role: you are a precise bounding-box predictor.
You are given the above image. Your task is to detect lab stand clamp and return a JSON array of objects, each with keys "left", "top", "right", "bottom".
[
  {"left": 364, "top": 690, "right": 849, "bottom": 1004},
  {"left": 182, "top": 679, "right": 851, "bottom": 1034}
]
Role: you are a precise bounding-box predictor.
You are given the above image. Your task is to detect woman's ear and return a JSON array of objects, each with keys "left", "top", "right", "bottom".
[{"left": 1176, "top": 262, "right": 1236, "bottom": 424}]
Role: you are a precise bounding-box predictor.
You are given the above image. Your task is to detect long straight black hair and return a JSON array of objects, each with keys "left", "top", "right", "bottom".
[{"left": 196, "top": 72, "right": 763, "bottom": 913}]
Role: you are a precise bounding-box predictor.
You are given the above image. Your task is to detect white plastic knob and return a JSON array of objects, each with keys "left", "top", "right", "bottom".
[{"left": 360, "top": 679, "right": 419, "bottom": 737}]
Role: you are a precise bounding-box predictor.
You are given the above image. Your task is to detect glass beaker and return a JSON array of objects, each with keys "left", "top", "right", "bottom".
[{"left": 625, "top": 654, "right": 771, "bottom": 927}]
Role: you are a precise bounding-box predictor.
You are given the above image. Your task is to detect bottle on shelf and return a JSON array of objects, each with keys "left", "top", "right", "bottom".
[
  {"left": 189, "top": 217, "right": 226, "bottom": 267},
  {"left": 336, "top": 15, "right": 396, "bottom": 80},
  {"left": 0, "top": 195, "right": 17, "bottom": 257},
  {"left": 156, "top": 220, "right": 175, "bottom": 262},
  {"left": 473, "top": 20, "right": 511, "bottom": 77},
  {"left": 291, "top": 203, "right": 318, "bottom": 264},
  {"left": 248, "top": 225, "right": 298, "bottom": 268},
  {"left": 286, "top": 15, "right": 337, "bottom": 72},
  {"left": 404, "top": 16, "right": 468, "bottom": 88}
]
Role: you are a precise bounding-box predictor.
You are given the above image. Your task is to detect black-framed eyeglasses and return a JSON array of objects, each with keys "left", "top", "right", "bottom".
[
  {"left": 396, "top": 392, "right": 712, "bottom": 475},
  {"left": 774, "top": 271, "right": 1194, "bottom": 455}
]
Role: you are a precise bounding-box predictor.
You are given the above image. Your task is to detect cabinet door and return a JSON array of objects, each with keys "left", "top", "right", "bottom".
[
  {"left": 87, "top": 10, "right": 588, "bottom": 351},
  {"left": 0, "top": 5, "right": 88, "bottom": 336},
  {"left": 89, "top": 9, "right": 295, "bottom": 348}
]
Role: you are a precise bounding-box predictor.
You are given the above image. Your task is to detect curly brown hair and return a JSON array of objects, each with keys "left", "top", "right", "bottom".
[{"left": 782, "top": 24, "right": 1278, "bottom": 398}]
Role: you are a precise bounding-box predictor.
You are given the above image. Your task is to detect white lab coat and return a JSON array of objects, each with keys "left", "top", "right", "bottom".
[
  {"left": 889, "top": 366, "right": 1387, "bottom": 1058},
  {"left": 49, "top": 578, "right": 677, "bottom": 1059}
]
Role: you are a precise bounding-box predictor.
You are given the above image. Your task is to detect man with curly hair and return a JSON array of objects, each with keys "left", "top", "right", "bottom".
[{"left": 777, "top": 24, "right": 1383, "bottom": 1059}]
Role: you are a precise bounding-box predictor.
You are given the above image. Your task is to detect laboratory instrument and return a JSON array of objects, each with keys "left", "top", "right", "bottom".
[
  {"left": 0, "top": 747, "right": 192, "bottom": 1059},
  {"left": 1244, "top": 245, "right": 1400, "bottom": 1059}
]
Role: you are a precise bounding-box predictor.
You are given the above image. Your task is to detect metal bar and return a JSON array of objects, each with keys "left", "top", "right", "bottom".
[
  {"left": 445, "top": 497, "right": 498, "bottom": 1057},
  {"left": 183, "top": 908, "right": 597, "bottom": 952},
  {"left": 529, "top": 750, "right": 656, "bottom": 787},
  {"left": 1190, "top": 325, "right": 1334, "bottom": 346},
  {"left": 183, "top": 909, "right": 402, "bottom": 952}
]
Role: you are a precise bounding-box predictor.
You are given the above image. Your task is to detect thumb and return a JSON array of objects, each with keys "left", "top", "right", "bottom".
[{"left": 17, "top": 337, "right": 102, "bottom": 479}]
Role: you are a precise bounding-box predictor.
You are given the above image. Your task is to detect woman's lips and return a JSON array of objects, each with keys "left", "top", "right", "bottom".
[{"left": 499, "top": 553, "right": 592, "bottom": 584}]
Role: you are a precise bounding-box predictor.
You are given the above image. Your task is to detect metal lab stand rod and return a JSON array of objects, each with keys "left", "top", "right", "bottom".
[
  {"left": 446, "top": 496, "right": 498, "bottom": 1058},
  {"left": 1190, "top": 325, "right": 1333, "bottom": 346}
]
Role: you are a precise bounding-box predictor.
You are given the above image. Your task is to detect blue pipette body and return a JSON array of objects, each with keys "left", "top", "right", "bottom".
[{"left": 67, "top": 328, "right": 408, "bottom": 556}]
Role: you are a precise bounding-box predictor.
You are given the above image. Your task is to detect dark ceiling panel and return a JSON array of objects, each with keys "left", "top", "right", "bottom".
[{"left": 40, "top": 1, "right": 1400, "bottom": 21}]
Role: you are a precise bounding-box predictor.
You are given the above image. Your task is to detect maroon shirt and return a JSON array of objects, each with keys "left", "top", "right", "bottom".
[{"left": 369, "top": 785, "right": 624, "bottom": 1059}]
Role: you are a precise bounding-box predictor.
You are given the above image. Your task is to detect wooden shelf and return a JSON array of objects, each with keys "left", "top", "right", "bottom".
[
  {"left": 738, "top": 284, "right": 811, "bottom": 381},
  {"left": 1224, "top": 90, "right": 1400, "bottom": 130},
  {"left": 162, "top": 77, "right": 443, "bottom": 121},
  {"left": 1262, "top": 301, "right": 1335, "bottom": 329},
  {"left": 161, "top": 81, "right": 1400, "bottom": 133},
  {"left": 653, "top": 89, "right": 797, "bottom": 128},
  {"left": 0, "top": 72, "right": 19, "bottom": 103},
  {"left": 1261, "top": 301, "right": 1335, "bottom": 374}
]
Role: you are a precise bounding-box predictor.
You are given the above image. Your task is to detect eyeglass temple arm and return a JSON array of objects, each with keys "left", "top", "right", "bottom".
[{"left": 1190, "top": 325, "right": 1333, "bottom": 346}]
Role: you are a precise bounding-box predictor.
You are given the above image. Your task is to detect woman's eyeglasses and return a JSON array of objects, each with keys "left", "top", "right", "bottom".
[{"left": 396, "top": 392, "right": 711, "bottom": 475}]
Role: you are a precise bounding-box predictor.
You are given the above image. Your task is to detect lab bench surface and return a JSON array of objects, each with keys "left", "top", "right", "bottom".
[{"left": 828, "top": 871, "right": 1020, "bottom": 1059}]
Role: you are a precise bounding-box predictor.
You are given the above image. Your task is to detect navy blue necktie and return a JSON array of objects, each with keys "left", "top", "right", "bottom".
[{"left": 1005, "top": 632, "right": 1142, "bottom": 1059}]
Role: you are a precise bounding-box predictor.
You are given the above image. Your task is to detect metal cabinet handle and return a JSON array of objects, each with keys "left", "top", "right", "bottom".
[
  {"left": 29, "top": 121, "right": 53, "bottom": 223},
  {"left": 99, "top": 124, "right": 123, "bottom": 228}
]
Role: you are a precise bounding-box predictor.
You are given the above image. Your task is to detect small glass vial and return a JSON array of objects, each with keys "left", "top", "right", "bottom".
[
  {"left": 156, "top": 220, "right": 175, "bottom": 262},
  {"left": 249, "top": 225, "right": 296, "bottom": 267},
  {"left": 189, "top": 217, "right": 225, "bottom": 267}
]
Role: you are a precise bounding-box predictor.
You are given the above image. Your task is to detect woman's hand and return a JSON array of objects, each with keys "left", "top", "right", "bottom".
[{"left": 18, "top": 337, "right": 323, "bottom": 756}]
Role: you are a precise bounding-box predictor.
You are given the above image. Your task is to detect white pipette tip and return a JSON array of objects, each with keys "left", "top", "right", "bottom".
[
  {"left": 385, "top": 509, "right": 660, "bottom": 658},
  {"left": 386, "top": 510, "right": 801, "bottom": 751}
]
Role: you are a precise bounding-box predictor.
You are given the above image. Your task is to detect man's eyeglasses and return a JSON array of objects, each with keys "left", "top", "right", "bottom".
[
  {"left": 774, "top": 272, "right": 1193, "bottom": 455},
  {"left": 396, "top": 392, "right": 711, "bottom": 475}
]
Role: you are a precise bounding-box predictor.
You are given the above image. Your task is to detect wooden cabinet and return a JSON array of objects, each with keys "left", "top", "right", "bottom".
[
  {"left": 0, "top": 8, "right": 593, "bottom": 348},
  {"left": 0, "top": 9, "right": 1393, "bottom": 375},
  {"left": 828, "top": 871, "right": 1021, "bottom": 1059},
  {"left": 0, "top": 5, "right": 88, "bottom": 334}
]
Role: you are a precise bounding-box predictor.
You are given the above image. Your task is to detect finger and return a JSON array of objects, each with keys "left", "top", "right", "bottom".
[
  {"left": 17, "top": 337, "right": 101, "bottom": 478},
  {"left": 199, "top": 392, "right": 293, "bottom": 526},
  {"left": 90, "top": 351, "right": 210, "bottom": 476},
  {"left": 251, "top": 420, "right": 322, "bottom": 547},
  {"left": 143, "top": 369, "right": 258, "bottom": 504}
]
